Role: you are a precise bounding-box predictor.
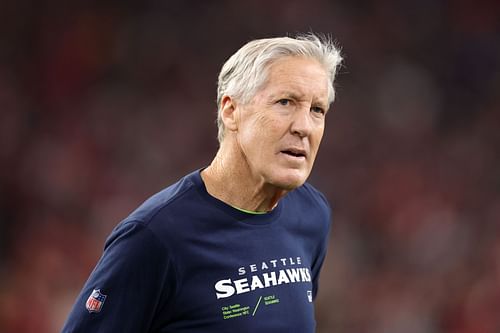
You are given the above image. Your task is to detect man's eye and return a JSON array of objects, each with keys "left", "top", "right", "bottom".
[
  {"left": 277, "top": 99, "right": 290, "bottom": 106},
  {"left": 311, "top": 106, "right": 325, "bottom": 114}
]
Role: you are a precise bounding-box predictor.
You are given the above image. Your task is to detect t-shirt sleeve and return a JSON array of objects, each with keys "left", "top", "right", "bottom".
[
  {"left": 61, "top": 220, "right": 177, "bottom": 332},
  {"left": 310, "top": 194, "right": 332, "bottom": 301}
]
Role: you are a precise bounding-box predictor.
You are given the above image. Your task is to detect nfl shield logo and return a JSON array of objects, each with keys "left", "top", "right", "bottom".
[
  {"left": 86, "top": 289, "right": 107, "bottom": 313},
  {"left": 307, "top": 290, "right": 313, "bottom": 303}
]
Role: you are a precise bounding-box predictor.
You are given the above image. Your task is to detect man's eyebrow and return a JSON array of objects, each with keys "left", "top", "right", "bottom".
[
  {"left": 269, "top": 91, "right": 328, "bottom": 106},
  {"left": 269, "top": 91, "right": 304, "bottom": 100},
  {"left": 312, "top": 98, "right": 329, "bottom": 108}
]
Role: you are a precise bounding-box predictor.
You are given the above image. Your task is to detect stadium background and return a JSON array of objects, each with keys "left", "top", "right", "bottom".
[{"left": 1, "top": 0, "right": 499, "bottom": 332}]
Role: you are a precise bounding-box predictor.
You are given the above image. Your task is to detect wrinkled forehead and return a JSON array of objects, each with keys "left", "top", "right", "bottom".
[{"left": 257, "top": 56, "right": 331, "bottom": 103}]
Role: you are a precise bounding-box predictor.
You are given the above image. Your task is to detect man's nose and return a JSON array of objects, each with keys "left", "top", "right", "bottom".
[{"left": 290, "top": 107, "right": 313, "bottom": 137}]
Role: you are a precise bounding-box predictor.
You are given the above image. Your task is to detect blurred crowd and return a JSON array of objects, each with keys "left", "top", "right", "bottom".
[{"left": 0, "top": 0, "right": 499, "bottom": 332}]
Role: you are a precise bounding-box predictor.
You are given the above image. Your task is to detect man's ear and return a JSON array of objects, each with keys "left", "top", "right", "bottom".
[{"left": 220, "top": 95, "right": 239, "bottom": 133}]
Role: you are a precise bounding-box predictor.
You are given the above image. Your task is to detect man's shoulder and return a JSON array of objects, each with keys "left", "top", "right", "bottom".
[
  {"left": 280, "top": 182, "right": 332, "bottom": 238},
  {"left": 125, "top": 170, "right": 203, "bottom": 225},
  {"left": 291, "top": 182, "right": 331, "bottom": 212}
]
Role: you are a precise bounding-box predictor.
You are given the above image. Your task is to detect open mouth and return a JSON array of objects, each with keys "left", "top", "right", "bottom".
[{"left": 281, "top": 150, "right": 306, "bottom": 158}]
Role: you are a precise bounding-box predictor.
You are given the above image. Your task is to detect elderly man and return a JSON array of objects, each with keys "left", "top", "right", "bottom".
[{"left": 62, "top": 33, "right": 342, "bottom": 332}]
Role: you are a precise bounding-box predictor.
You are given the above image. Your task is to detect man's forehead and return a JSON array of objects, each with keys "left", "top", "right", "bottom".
[
  {"left": 263, "top": 77, "right": 330, "bottom": 104},
  {"left": 264, "top": 58, "right": 329, "bottom": 94}
]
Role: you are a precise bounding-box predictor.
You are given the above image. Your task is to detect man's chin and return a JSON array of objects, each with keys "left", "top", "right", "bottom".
[{"left": 270, "top": 171, "right": 308, "bottom": 190}]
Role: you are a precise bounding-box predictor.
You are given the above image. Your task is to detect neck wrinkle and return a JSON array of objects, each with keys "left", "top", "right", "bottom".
[{"left": 201, "top": 144, "right": 287, "bottom": 213}]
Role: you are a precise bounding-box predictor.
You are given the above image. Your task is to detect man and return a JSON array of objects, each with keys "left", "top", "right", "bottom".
[{"left": 62, "top": 33, "right": 342, "bottom": 332}]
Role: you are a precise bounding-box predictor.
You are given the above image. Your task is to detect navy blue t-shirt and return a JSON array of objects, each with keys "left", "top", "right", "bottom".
[{"left": 62, "top": 169, "right": 332, "bottom": 333}]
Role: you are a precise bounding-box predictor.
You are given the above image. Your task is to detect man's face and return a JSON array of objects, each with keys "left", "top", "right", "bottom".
[{"left": 234, "top": 56, "right": 330, "bottom": 190}]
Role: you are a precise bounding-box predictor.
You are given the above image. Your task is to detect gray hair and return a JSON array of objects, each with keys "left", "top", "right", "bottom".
[{"left": 216, "top": 33, "right": 343, "bottom": 143}]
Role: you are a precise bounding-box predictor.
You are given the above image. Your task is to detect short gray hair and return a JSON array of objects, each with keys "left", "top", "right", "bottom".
[{"left": 216, "top": 33, "right": 343, "bottom": 143}]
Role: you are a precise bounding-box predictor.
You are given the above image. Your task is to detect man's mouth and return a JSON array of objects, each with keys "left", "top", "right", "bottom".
[{"left": 281, "top": 148, "right": 307, "bottom": 158}]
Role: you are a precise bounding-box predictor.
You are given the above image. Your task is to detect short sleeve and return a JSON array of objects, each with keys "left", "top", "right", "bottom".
[{"left": 61, "top": 220, "right": 177, "bottom": 332}]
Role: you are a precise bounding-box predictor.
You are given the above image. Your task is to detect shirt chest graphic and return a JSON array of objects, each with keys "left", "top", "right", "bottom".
[{"left": 213, "top": 256, "right": 313, "bottom": 321}]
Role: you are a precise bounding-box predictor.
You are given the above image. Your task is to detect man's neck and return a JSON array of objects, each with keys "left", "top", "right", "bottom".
[{"left": 201, "top": 145, "right": 287, "bottom": 213}]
